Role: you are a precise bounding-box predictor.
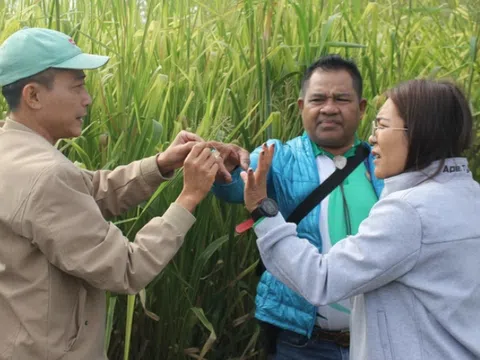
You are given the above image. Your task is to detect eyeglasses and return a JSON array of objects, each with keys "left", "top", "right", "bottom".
[{"left": 371, "top": 120, "right": 408, "bottom": 138}]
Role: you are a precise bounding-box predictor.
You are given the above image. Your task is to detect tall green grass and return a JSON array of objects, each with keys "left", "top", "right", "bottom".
[{"left": 1, "top": 0, "right": 479, "bottom": 359}]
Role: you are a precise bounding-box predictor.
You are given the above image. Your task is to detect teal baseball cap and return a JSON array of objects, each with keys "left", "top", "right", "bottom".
[{"left": 0, "top": 27, "right": 109, "bottom": 86}]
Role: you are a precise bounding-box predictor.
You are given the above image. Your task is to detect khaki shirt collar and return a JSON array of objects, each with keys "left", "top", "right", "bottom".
[
  {"left": 3, "top": 117, "right": 36, "bottom": 132},
  {"left": 2, "top": 117, "right": 53, "bottom": 146}
]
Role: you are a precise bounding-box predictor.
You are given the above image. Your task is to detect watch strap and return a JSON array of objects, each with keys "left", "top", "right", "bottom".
[{"left": 251, "top": 207, "right": 265, "bottom": 222}]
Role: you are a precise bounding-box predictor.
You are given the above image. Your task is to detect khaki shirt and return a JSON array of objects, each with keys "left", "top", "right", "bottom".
[{"left": 0, "top": 119, "right": 196, "bottom": 359}]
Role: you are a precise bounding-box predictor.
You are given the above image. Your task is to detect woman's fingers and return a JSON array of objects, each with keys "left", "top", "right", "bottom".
[
  {"left": 256, "top": 143, "right": 274, "bottom": 182},
  {"left": 240, "top": 168, "right": 255, "bottom": 188}
]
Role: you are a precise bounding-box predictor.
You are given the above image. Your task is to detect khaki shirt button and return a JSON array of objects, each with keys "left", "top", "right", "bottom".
[{"left": 85, "top": 321, "right": 88, "bottom": 326}]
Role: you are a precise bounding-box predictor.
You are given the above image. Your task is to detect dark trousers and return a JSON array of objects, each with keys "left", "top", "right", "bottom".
[{"left": 259, "top": 322, "right": 349, "bottom": 360}]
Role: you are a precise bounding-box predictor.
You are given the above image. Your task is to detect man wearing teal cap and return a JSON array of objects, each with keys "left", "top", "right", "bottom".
[{"left": 0, "top": 27, "right": 248, "bottom": 359}]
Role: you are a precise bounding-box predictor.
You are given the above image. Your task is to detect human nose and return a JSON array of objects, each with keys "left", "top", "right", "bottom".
[
  {"left": 319, "top": 98, "right": 339, "bottom": 115},
  {"left": 82, "top": 90, "right": 92, "bottom": 107},
  {"left": 368, "top": 120, "right": 377, "bottom": 144}
]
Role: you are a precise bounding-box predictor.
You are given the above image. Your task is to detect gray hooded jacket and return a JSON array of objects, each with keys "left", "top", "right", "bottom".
[{"left": 255, "top": 158, "right": 480, "bottom": 360}]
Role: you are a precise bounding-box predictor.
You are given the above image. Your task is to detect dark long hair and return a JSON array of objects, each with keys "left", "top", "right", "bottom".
[{"left": 387, "top": 79, "right": 473, "bottom": 174}]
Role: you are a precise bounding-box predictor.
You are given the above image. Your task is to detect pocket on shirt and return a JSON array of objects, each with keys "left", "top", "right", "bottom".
[
  {"left": 377, "top": 311, "right": 394, "bottom": 360},
  {"left": 64, "top": 284, "right": 87, "bottom": 352}
]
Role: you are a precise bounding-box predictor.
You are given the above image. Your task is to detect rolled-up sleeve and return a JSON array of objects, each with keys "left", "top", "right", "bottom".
[{"left": 21, "top": 162, "right": 194, "bottom": 294}]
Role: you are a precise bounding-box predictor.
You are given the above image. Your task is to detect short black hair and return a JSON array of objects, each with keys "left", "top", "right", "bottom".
[
  {"left": 1, "top": 68, "right": 58, "bottom": 111},
  {"left": 387, "top": 79, "right": 472, "bottom": 173},
  {"left": 300, "top": 54, "right": 363, "bottom": 99}
]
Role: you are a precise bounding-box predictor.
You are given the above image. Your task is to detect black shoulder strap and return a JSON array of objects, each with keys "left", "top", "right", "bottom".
[
  {"left": 255, "top": 145, "right": 370, "bottom": 276},
  {"left": 286, "top": 145, "right": 370, "bottom": 225}
]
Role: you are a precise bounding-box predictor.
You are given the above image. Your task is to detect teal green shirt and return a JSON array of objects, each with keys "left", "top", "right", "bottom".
[
  {"left": 311, "top": 139, "right": 378, "bottom": 327},
  {"left": 311, "top": 139, "right": 377, "bottom": 246}
]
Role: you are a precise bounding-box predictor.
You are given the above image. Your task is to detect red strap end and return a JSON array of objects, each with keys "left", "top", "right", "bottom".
[{"left": 235, "top": 218, "right": 254, "bottom": 234}]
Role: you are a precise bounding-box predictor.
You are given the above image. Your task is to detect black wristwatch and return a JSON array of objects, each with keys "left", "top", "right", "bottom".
[{"left": 251, "top": 198, "right": 279, "bottom": 222}]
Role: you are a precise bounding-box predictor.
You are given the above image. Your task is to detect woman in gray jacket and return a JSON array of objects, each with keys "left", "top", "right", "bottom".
[{"left": 241, "top": 79, "right": 480, "bottom": 360}]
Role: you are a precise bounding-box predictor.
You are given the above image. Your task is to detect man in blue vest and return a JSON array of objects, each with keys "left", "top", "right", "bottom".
[{"left": 212, "top": 54, "right": 383, "bottom": 360}]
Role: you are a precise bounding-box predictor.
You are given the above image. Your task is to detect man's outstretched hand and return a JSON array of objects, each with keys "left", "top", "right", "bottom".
[
  {"left": 155, "top": 132, "right": 250, "bottom": 184},
  {"left": 156, "top": 131, "right": 204, "bottom": 176},
  {"left": 206, "top": 140, "right": 250, "bottom": 183}
]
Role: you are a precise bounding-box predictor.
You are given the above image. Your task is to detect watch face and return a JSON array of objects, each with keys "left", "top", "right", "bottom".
[{"left": 261, "top": 198, "right": 278, "bottom": 216}]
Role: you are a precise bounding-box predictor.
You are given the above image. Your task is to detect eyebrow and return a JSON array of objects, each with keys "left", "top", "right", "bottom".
[
  {"left": 376, "top": 116, "right": 391, "bottom": 122},
  {"left": 309, "top": 92, "right": 353, "bottom": 98}
]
